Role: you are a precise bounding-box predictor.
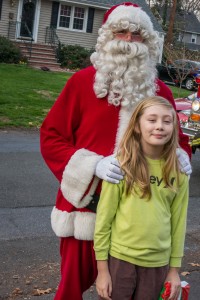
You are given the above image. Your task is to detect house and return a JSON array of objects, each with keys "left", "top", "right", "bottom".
[
  {"left": 176, "top": 11, "right": 200, "bottom": 52},
  {"left": 0, "top": 0, "right": 164, "bottom": 67},
  {"left": 155, "top": 5, "right": 200, "bottom": 53}
]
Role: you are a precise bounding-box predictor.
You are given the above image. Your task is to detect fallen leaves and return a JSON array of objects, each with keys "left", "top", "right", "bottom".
[
  {"left": 4, "top": 262, "right": 60, "bottom": 299},
  {"left": 181, "top": 262, "right": 200, "bottom": 276},
  {"left": 12, "top": 288, "right": 23, "bottom": 295},
  {"left": 188, "top": 262, "right": 200, "bottom": 267},
  {"left": 181, "top": 271, "right": 190, "bottom": 276},
  {"left": 32, "top": 288, "right": 52, "bottom": 296}
]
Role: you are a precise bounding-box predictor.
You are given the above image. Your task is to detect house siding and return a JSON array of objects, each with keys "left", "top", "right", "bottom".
[
  {"left": 37, "top": 0, "right": 52, "bottom": 44},
  {"left": 181, "top": 32, "right": 200, "bottom": 46},
  {"left": 37, "top": 1, "right": 103, "bottom": 49},
  {"left": 0, "top": 0, "right": 19, "bottom": 38}
]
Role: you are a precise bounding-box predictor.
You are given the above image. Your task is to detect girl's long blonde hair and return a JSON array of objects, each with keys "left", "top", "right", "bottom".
[{"left": 117, "top": 96, "right": 180, "bottom": 198}]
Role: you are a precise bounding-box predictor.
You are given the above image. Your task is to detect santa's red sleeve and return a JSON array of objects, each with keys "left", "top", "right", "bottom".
[
  {"left": 40, "top": 71, "right": 103, "bottom": 209},
  {"left": 156, "top": 79, "right": 192, "bottom": 159}
]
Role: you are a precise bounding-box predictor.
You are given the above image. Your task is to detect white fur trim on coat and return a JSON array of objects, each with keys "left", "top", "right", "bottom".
[
  {"left": 61, "top": 149, "right": 103, "bottom": 208},
  {"left": 51, "top": 206, "right": 96, "bottom": 240},
  {"left": 106, "top": 6, "right": 154, "bottom": 33},
  {"left": 114, "top": 105, "right": 138, "bottom": 153}
]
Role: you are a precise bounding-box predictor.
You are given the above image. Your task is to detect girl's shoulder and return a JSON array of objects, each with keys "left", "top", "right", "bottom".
[
  {"left": 179, "top": 172, "right": 189, "bottom": 186},
  {"left": 102, "top": 178, "right": 125, "bottom": 189}
]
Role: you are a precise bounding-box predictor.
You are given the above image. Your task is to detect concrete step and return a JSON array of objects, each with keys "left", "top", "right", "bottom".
[
  {"left": 19, "top": 45, "right": 56, "bottom": 53},
  {"left": 15, "top": 41, "right": 54, "bottom": 49},
  {"left": 15, "top": 42, "right": 60, "bottom": 69},
  {"left": 29, "top": 53, "right": 57, "bottom": 60},
  {"left": 21, "top": 49, "right": 56, "bottom": 58}
]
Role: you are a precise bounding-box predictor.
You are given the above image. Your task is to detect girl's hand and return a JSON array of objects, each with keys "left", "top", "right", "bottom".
[
  {"left": 165, "top": 267, "right": 181, "bottom": 300},
  {"left": 96, "top": 270, "right": 112, "bottom": 300}
]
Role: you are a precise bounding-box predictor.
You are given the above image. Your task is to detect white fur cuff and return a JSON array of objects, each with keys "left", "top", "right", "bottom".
[
  {"left": 61, "top": 149, "right": 103, "bottom": 208},
  {"left": 51, "top": 207, "right": 96, "bottom": 240}
]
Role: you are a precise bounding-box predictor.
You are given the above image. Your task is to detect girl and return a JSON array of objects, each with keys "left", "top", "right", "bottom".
[{"left": 94, "top": 96, "right": 189, "bottom": 300}]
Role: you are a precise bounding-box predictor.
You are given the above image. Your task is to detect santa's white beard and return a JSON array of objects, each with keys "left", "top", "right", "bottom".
[{"left": 91, "top": 39, "right": 157, "bottom": 108}]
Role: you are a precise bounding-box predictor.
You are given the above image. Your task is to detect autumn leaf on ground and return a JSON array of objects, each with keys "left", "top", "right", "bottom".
[
  {"left": 188, "top": 263, "right": 200, "bottom": 267},
  {"left": 32, "top": 288, "right": 52, "bottom": 296},
  {"left": 181, "top": 271, "right": 190, "bottom": 276},
  {"left": 12, "top": 288, "right": 23, "bottom": 295}
]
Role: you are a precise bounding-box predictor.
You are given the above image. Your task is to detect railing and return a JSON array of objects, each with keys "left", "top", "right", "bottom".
[
  {"left": 8, "top": 21, "right": 33, "bottom": 59},
  {"left": 45, "top": 26, "right": 61, "bottom": 62}
]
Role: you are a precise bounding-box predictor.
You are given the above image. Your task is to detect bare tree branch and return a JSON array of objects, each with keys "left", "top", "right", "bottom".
[{"left": 163, "top": 43, "right": 200, "bottom": 95}]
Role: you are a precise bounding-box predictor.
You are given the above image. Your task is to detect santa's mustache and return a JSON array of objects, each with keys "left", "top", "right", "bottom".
[{"left": 103, "top": 39, "right": 149, "bottom": 59}]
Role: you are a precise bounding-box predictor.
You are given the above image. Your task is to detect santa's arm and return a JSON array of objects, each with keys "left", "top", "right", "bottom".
[{"left": 40, "top": 75, "right": 103, "bottom": 208}]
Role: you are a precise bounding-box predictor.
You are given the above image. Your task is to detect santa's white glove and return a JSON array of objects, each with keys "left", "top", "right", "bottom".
[
  {"left": 95, "top": 155, "right": 124, "bottom": 184},
  {"left": 176, "top": 148, "right": 192, "bottom": 175}
]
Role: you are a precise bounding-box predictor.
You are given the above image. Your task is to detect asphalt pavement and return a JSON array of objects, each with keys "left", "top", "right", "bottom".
[{"left": 0, "top": 130, "right": 200, "bottom": 300}]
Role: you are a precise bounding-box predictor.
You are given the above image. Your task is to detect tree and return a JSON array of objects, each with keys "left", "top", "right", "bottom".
[
  {"left": 178, "top": 0, "right": 200, "bottom": 14},
  {"left": 162, "top": 43, "right": 200, "bottom": 96},
  {"left": 165, "top": 0, "right": 177, "bottom": 44},
  {"left": 146, "top": 0, "right": 200, "bottom": 26}
]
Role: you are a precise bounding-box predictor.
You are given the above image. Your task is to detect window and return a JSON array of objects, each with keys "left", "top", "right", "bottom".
[
  {"left": 177, "top": 33, "right": 184, "bottom": 42},
  {"left": 191, "top": 34, "right": 197, "bottom": 44},
  {"left": 73, "top": 7, "right": 85, "bottom": 30},
  {"left": 59, "top": 5, "right": 71, "bottom": 28},
  {"left": 59, "top": 4, "right": 87, "bottom": 31}
]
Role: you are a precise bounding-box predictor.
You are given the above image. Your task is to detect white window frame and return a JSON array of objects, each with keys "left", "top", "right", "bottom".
[
  {"left": 191, "top": 34, "right": 197, "bottom": 44},
  {"left": 58, "top": 4, "right": 88, "bottom": 32}
]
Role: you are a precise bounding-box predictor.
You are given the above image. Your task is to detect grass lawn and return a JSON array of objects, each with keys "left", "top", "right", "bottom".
[
  {"left": 0, "top": 64, "right": 71, "bottom": 128},
  {"left": 0, "top": 63, "right": 193, "bottom": 129},
  {"left": 168, "top": 85, "right": 192, "bottom": 99}
]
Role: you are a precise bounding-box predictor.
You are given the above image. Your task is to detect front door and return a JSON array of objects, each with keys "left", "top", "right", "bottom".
[{"left": 20, "top": 0, "right": 37, "bottom": 39}]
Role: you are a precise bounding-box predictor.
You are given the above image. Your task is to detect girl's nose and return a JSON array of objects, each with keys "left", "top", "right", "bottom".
[{"left": 156, "top": 121, "right": 163, "bottom": 130}]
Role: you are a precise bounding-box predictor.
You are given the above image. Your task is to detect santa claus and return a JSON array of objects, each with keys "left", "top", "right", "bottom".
[{"left": 40, "top": 2, "right": 191, "bottom": 299}]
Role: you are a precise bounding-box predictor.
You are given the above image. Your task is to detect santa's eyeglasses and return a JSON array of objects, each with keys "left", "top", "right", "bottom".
[{"left": 113, "top": 30, "right": 141, "bottom": 38}]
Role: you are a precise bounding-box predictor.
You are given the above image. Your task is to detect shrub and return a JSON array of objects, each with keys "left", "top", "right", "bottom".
[
  {"left": 58, "top": 44, "right": 93, "bottom": 70},
  {"left": 0, "top": 35, "right": 22, "bottom": 63}
]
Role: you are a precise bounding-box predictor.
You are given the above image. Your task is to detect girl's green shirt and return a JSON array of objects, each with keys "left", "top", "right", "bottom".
[{"left": 94, "top": 157, "right": 189, "bottom": 268}]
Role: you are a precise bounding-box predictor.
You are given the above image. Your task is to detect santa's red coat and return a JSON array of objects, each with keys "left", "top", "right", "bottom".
[{"left": 40, "top": 66, "right": 191, "bottom": 240}]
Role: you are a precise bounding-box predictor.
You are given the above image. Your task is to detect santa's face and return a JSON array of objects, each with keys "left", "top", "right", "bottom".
[
  {"left": 91, "top": 22, "right": 158, "bottom": 106},
  {"left": 113, "top": 29, "right": 144, "bottom": 43}
]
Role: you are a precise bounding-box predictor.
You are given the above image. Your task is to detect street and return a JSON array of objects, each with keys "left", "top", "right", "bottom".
[{"left": 0, "top": 129, "right": 199, "bottom": 299}]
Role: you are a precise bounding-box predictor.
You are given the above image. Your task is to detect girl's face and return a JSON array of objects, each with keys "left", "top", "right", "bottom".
[{"left": 139, "top": 104, "right": 174, "bottom": 157}]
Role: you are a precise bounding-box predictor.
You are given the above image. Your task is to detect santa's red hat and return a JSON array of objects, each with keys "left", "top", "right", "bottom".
[{"left": 102, "top": 2, "right": 154, "bottom": 33}]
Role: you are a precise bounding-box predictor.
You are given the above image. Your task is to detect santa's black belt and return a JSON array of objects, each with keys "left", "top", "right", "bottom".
[{"left": 85, "top": 193, "right": 100, "bottom": 213}]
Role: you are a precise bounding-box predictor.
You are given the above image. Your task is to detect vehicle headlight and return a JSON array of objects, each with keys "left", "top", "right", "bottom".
[{"left": 192, "top": 100, "right": 200, "bottom": 112}]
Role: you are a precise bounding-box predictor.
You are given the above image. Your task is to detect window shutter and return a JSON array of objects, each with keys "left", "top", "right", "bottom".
[
  {"left": 86, "top": 7, "right": 95, "bottom": 33},
  {"left": 50, "top": 1, "right": 59, "bottom": 28}
]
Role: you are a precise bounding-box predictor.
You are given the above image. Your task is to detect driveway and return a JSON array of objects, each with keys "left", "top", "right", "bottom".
[{"left": 0, "top": 130, "right": 200, "bottom": 299}]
